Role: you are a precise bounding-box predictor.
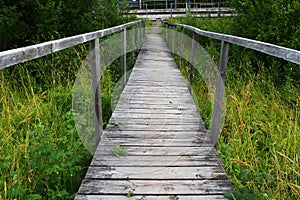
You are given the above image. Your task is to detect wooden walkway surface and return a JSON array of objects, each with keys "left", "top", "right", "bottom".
[{"left": 75, "top": 26, "right": 233, "bottom": 199}]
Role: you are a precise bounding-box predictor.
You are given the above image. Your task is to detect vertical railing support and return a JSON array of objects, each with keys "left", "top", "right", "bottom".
[
  {"left": 172, "top": 25, "right": 176, "bottom": 54},
  {"left": 143, "top": 21, "right": 146, "bottom": 38},
  {"left": 132, "top": 26, "right": 135, "bottom": 67},
  {"left": 90, "top": 38, "right": 102, "bottom": 145},
  {"left": 178, "top": 26, "right": 184, "bottom": 69},
  {"left": 137, "top": 23, "right": 141, "bottom": 51},
  {"left": 211, "top": 40, "right": 230, "bottom": 146},
  {"left": 121, "top": 28, "right": 127, "bottom": 89},
  {"left": 189, "top": 32, "right": 196, "bottom": 91},
  {"left": 168, "top": 24, "right": 171, "bottom": 48},
  {"left": 141, "top": 20, "right": 146, "bottom": 42},
  {"left": 164, "top": 23, "right": 166, "bottom": 40},
  {"left": 162, "top": 21, "right": 167, "bottom": 41}
]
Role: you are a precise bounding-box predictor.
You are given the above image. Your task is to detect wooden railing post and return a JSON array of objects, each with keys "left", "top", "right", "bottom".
[
  {"left": 142, "top": 20, "right": 146, "bottom": 40},
  {"left": 90, "top": 38, "right": 102, "bottom": 145},
  {"left": 164, "top": 22, "right": 167, "bottom": 40},
  {"left": 167, "top": 24, "right": 170, "bottom": 47},
  {"left": 137, "top": 23, "right": 141, "bottom": 51},
  {"left": 132, "top": 25, "right": 135, "bottom": 67},
  {"left": 121, "top": 28, "right": 127, "bottom": 89},
  {"left": 178, "top": 26, "right": 184, "bottom": 69},
  {"left": 172, "top": 25, "right": 176, "bottom": 54},
  {"left": 189, "top": 32, "right": 196, "bottom": 91},
  {"left": 211, "top": 41, "right": 230, "bottom": 146}
]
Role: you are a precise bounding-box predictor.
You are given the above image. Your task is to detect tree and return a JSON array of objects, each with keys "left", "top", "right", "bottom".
[
  {"left": 229, "top": 0, "right": 300, "bottom": 85},
  {"left": 0, "top": 0, "right": 132, "bottom": 51}
]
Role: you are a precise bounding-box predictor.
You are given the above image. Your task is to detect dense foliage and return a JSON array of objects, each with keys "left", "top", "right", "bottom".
[
  {"left": 230, "top": 0, "right": 300, "bottom": 50},
  {"left": 0, "top": 0, "right": 138, "bottom": 199},
  {"left": 0, "top": 0, "right": 131, "bottom": 51},
  {"left": 229, "top": 0, "right": 300, "bottom": 85},
  {"left": 169, "top": 11, "right": 299, "bottom": 200}
]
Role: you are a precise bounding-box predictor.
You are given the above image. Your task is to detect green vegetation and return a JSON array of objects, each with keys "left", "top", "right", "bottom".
[
  {"left": 0, "top": 47, "right": 92, "bottom": 199},
  {"left": 169, "top": 13, "right": 299, "bottom": 200},
  {"left": 1, "top": 0, "right": 299, "bottom": 199},
  {"left": 112, "top": 144, "right": 127, "bottom": 157},
  {"left": 0, "top": 43, "right": 137, "bottom": 199},
  {"left": 0, "top": 0, "right": 133, "bottom": 51},
  {"left": 229, "top": 0, "right": 300, "bottom": 86},
  {"left": 0, "top": 0, "right": 138, "bottom": 199}
]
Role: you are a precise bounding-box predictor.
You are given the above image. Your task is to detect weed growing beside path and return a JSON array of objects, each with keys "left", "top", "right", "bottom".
[{"left": 170, "top": 17, "right": 300, "bottom": 199}]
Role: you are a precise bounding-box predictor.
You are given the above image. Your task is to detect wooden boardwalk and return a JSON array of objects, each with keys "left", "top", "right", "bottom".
[{"left": 75, "top": 27, "right": 233, "bottom": 199}]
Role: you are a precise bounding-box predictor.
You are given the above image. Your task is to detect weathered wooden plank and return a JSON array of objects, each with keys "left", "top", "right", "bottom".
[
  {"left": 125, "top": 81, "right": 188, "bottom": 85},
  {"left": 118, "top": 93, "right": 192, "bottom": 99},
  {"left": 108, "top": 118, "right": 203, "bottom": 124},
  {"left": 112, "top": 106, "right": 198, "bottom": 111},
  {"left": 99, "top": 138, "right": 212, "bottom": 147},
  {"left": 120, "top": 87, "right": 190, "bottom": 92},
  {"left": 85, "top": 166, "right": 228, "bottom": 180},
  {"left": 117, "top": 95, "right": 189, "bottom": 99},
  {"left": 114, "top": 100, "right": 195, "bottom": 106},
  {"left": 121, "top": 89, "right": 190, "bottom": 93},
  {"left": 78, "top": 179, "right": 233, "bottom": 195},
  {"left": 95, "top": 146, "right": 217, "bottom": 156},
  {"left": 128, "top": 72, "right": 184, "bottom": 77},
  {"left": 91, "top": 155, "right": 223, "bottom": 167},
  {"left": 111, "top": 113, "right": 200, "bottom": 119},
  {"left": 105, "top": 124, "right": 203, "bottom": 131},
  {"left": 121, "top": 85, "right": 190, "bottom": 90},
  {"left": 109, "top": 117, "right": 201, "bottom": 122},
  {"left": 112, "top": 104, "right": 197, "bottom": 109},
  {"left": 75, "top": 195, "right": 230, "bottom": 200},
  {"left": 102, "top": 131, "right": 208, "bottom": 139},
  {"left": 111, "top": 106, "right": 197, "bottom": 114}
]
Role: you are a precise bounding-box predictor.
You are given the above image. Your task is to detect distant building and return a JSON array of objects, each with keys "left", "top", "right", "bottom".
[
  {"left": 126, "top": 0, "right": 140, "bottom": 8},
  {"left": 126, "top": 0, "right": 228, "bottom": 9}
]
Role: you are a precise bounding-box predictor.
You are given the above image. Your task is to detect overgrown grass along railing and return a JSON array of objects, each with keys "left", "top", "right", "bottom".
[
  {"left": 161, "top": 20, "right": 300, "bottom": 145},
  {"left": 0, "top": 20, "right": 146, "bottom": 146}
]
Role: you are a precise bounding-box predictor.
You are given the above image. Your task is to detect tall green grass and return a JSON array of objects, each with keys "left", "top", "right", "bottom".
[
  {"left": 0, "top": 46, "right": 91, "bottom": 199},
  {"left": 170, "top": 17, "right": 300, "bottom": 199},
  {"left": 0, "top": 37, "right": 138, "bottom": 198},
  {"left": 0, "top": 31, "right": 140, "bottom": 198}
]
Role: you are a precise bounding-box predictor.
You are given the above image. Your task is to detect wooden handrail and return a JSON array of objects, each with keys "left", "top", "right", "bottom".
[
  {"left": 0, "top": 21, "right": 145, "bottom": 70},
  {"left": 162, "top": 20, "right": 300, "bottom": 146},
  {"left": 0, "top": 20, "right": 146, "bottom": 149},
  {"left": 163, "top": 21, "right": 300, "bottom": 65}
]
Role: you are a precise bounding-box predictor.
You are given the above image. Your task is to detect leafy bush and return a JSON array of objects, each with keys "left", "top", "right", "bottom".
[
  {"left": 0, "top": 0, "right": 135, "bottom": 51},
  {"left": 168, "top": 17, "right": 300, "bottom": 199},
  {"left": 230, "top": 0, "right": 300, "bottom": 85}
]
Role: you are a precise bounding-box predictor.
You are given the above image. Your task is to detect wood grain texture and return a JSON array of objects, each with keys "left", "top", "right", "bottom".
[
  {"left": 163, "top": 21, "right": 300, "bottom": 65},
  {"left": 0, "top": 21, "right": 143, "bottom": 70},
  {"left": 75, "top": 195, "right": 229, "bottom": 200},
  {"left": 76, "top": 28, "right": 233, "bottom": 199}
]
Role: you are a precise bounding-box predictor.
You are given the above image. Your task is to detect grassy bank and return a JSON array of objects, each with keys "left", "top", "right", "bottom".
[
  {"left": 0, "top": 46, "right": 91, "bottom": 199},
  {"left": 169, "top": 17, "right": 300, "bottom": 199},
  {"left": 0, "top": 37, "right": 139, "bottom": 198}
]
